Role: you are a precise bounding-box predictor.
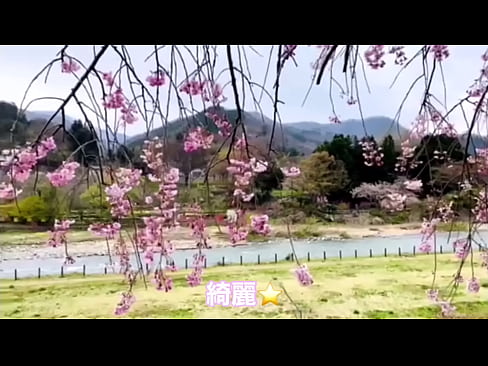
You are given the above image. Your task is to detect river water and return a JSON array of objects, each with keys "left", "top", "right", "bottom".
[{"left": 1, "top": 231, "right": 485, "bottom": 279}]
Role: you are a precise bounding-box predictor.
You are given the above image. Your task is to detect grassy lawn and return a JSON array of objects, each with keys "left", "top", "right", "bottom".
[{"left": 1, "top": 254, "right": 487, "bottom": 319}]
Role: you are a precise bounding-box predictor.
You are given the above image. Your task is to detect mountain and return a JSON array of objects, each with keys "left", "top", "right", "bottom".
[
  {"left": 25, "top": 111, "right": 76, "bottom": 126},
  {"left": 127, "top": 108, "right": 410, "bottom": 154},
  {"left": 287, "top": 116, "right": 408, "bottom": 142},
  {"left": 25, "top": 110, "right": 128, "bottom": 148},
  {"left": 459, "top": 133, "right": 488, "bottom": 155}
]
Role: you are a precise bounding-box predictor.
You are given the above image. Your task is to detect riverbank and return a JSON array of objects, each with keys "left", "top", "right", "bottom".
[
  {"left": 0, "top": 222, "right": 484, "bottom": 261},
  {"left": 1, "top": 254, "right": 486, "bottom": 319}
]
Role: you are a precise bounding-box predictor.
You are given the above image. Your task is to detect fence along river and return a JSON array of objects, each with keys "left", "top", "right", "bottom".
[{"left": 1, "top": 231, "right": 484, "bottom": 279}]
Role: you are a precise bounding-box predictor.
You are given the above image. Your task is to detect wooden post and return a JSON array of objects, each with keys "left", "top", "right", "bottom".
[
  {"left": 440, "top": 245, "right": 443, "bottom": 254},
  {"left": 240, "top": 256, "right": 243, "bottom": 265},
  {"left": 222, "top": 256, "right": 225, "bottom": 266},
  {"left": 38, "top": 268, "right": 41, "bottom": 279},
  {"left": 354, "top": 249, "right": 358, "bottom": 259},
  {"left": 83, "top": 265, "right": 86, "bottom": 277},
  {"left": 369, "top": 249, "right": 372, "bottom": 258},
  {"left": 104, "top": 266, "right": 107, "bottom": 275},
  {"left": 384, "top": 248, "right": 387, "bottom": 257},
  {"left": 398, "top": 247, "right": 402, "bottom": 256},
  {"left": 257, "top": 255, "right": 260, "bottom": 265},
  {"left": 323, "top": 251, "right": 326, "bottom": 260},
  {"left": 413, "top": 246, "right": 416, "bottom": 256},
  {"left": 185, "top": 259, "right": 188, "bottom": 269},
  {"left": 339, "top": 250, "right": 342, "bottom": 260},
  {"left": 307, "top": 252, "right": 311, "bottom": 262},
  {"left": 61, "top": 266, "right": 64, "bottom": 278},
  {"left": 14, "top": 269, "right": 17, "bottom": 281},
  {"left": 275, "top": 253, "right": 277, "bottom": 263}
]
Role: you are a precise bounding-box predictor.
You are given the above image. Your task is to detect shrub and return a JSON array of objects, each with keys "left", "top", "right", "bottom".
[
  {"left": 370, "top": 208, "right": 410, "bottom": 225},
  {"left": 293, "top": 226, "right": 321, "bottom": 238},
  {"left": 80, "top": 185, "right": 110, "bottom": 211},
  {"left": 7, "top": 196, "right": 56, "bottom": 224},
  {"left": 336, "top": 202, "right": 350, "bottom": 211}
]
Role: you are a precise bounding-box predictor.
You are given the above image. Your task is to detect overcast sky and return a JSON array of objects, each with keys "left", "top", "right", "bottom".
[{"left": 0, "top": 45, "right": 486, "bottom": 137}]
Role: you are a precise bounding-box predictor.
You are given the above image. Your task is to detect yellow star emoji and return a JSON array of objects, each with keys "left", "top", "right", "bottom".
[{"left": 258, "top": 282, "right": 282, "bottom": 306}]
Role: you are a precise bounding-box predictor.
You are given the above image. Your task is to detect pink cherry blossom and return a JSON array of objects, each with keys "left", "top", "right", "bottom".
[
  {"left": 426, "top": 289, "right": 439, "bottom": 302},
  {"left": 153, "top": 269, "right": 173, "bottom": 292},
  {"left": 105, "top": 184, "right": 129, "bottom": 202},
  {"left": 479, "top": 251, "right": 488, "bottom": 275},
  {"left": 114, "top": 292, "right": 136, "bottom": 316},
  {"left": 144, "top": 248, "right": 154, "bottom": 265},
  {"left": 0, "top": 183, "right": 21, "bottom": 200},
  {"left": 165, "top": 168, "right": 180, "bottom": 184},
  {"left": 389, "top": 46, "right": 407, "bottom": 65},
  {"left": 295, "top": 264, "right": 314, "bottom": 286},
  {"left": 404, "top": 180, "right": 423, "bottom": 192},
  {"left": 430, "top": 45, "right": 449, "bottom": 62},
  {"left": 40, "top": 137, "right": 57, "bottom": 154},
  {"left": 250, "top": 158, "right": 268, "bottom": 173},
  {"left": 420, "top": 218, "right": 440, "bottom": 242},
  {"left": 382, "top": 193, "right": 407, "bottom": 212},
  {"left": 184, "top": 127, "right": 214, "bottom": 152},
  {"left": 54, "top": 219, "right": 75, "bottom": 231},
  {"left": 47, "top": 219, "right": 75, "bottom": 248},
  {"left": 102, "top": 71, "right": 115, "bottom": 87},
  {"left": 251, "top": 215, "right": 271, "bottom": 235},
  {"left": 228, "top": 224, "right": 249, "bottom": 245},
  {"left": 365, "top": 45, "right": 386, "bottom": 69},
  {"left": 103, "top": 88, "right": 126, "bottom": 109},
  {"left": 206, "top": 112, "right": 232, "bottom": 137},
  {"left": 180, "top": 80, "right": 205, "bottom": 96},
  {"left": 419, "top": 241, "right": 433, "bottom": 254},
  {"left": 88, "top": 222, "right": 121, "bottom": 239},
  {"left": 452, "top": 275, "right": 463, "bottom": 286},
  {"left": 47, "top": 161, "right": 80, "bottom": 187},
  {"left": 146, "top": 71, "right": 166, "bottom": 87},
  {"left": 114, "top": 238, "right": 131, "bottom": 275},
  {"left": 474, "top": 191, "right": 488, "bottom": 223},
  {"left": 235, "top": 134, "right": 247, "bottom": 150},
  {"left": 203, "top": 82, "right": 226, "bottom": 105},
  {"left": 438, "top": 301, "right": 456, "bottom": 317},
  {"left": 467, "top": 278, "right": 480, "bottom": 294},
  {"left": 281, "top": 167, "right": 301, "bottom": 178},
  {"left": 437, "top": 202, "right": 454, "bottom": 223},
  {"left": 187, "top": 253, "right": 206, "bottom": 287},
  {"left": 453, "top": 239, "right": 469, "bottom": 260},
  {"left": 233, "top": 189, "right": 254, "bottom": 202},
  {"left": 105, "top": 169, "right": 140, "bottom": 218},
  {"left": 360, "top": 140, "right": 384, "bottom": 167},
  {"left": 6, "top": 137, "right": 57, "bottom": 184},
  {"left": 121, "top": 104, "right": 138, "bottom": 125},
  {"left": 61, "top": 58, "right": 80, "bottom": 73}
]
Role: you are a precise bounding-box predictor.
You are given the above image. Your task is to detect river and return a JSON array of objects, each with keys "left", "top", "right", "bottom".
[{"left": 1, "top": 231, "right": 485, "bottom": 279}]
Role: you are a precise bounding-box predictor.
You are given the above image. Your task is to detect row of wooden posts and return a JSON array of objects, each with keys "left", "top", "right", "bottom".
[{"left": 9, "top": 244, "right": 451, "bottom": 280}]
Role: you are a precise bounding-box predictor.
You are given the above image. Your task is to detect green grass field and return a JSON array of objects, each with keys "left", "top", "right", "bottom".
[{"left": 1, "top": 254, "right": 487, "bottom": 319}]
